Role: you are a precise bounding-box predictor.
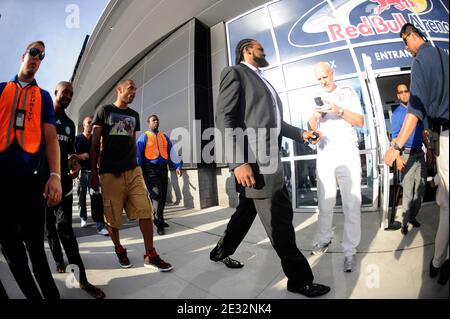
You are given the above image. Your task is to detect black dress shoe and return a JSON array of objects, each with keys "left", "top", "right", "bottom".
[
  {"left": 401, "top": 224, "right": 408, "bottom": 235},
  {"left": 409, "top": 219, "right": 421, "bottom": 228},
  {"left": 288, "top": 283, "right": 331, "bottom": 298},
  {"left": 219, "top": 257, "right": 244, "bottom": 269},
  {"left": 162, "top": 221, "right": 169, "bottom": 228},
  {"left": 430, "top": 259, "right": 440, "bottom": 278},
  {"left": 157, "top": 227, "right": 165, "bottom": 235},
  {"left": 437, "top": 259, "right": 449, "bottom": 285}
]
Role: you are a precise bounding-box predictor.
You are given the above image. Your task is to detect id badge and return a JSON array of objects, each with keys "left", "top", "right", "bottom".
[{"left": 15, "top": 110, "right": 26, "bottom": 130}]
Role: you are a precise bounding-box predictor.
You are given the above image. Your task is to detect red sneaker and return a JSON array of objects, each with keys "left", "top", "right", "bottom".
[{"left": 115, "top": 245, "right": 132, "bottom": 268}]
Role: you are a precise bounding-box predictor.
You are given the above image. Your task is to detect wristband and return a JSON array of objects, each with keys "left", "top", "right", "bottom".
[
  {"left": 50, "top": 172, "right": 61, "bottom": 179},
  {"left": 389, "top": 141, "right": 402, "bottom": 151}
]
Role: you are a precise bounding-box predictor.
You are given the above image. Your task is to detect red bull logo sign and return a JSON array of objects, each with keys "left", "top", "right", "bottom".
[
  {"left": 287, "top": 0, "right": 447, "bottom": 48},
  {"left": 371, "top": 0, "right": 416, "bottom": 14},
  {"left": 327, "top": 13, "right": 407, "bottom": 41}
]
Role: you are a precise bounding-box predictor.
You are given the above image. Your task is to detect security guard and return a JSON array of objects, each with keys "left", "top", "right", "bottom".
[
  {"left": 137, "top": 115, "right": 182, "bottom": 235},
  {"left": 0, "top": 40, "right": 61, "bottom": 299}
]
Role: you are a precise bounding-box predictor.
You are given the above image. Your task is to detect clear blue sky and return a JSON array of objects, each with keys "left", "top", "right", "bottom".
[{"left": 0, "top": 0, "right": 109, "bottom": 93}]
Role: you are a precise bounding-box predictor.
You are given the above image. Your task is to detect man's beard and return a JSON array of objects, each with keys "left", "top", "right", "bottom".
[
  {"left": 58, "top": 99, "right": 71, "bottom": 109},
  {"left": 254, "top": 55, "right": 269, "bottom": 68}
]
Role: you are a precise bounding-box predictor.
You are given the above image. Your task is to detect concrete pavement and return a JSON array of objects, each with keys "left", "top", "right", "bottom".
[{"left": 0, "top": 202, "right": 448, "bottom": 299}]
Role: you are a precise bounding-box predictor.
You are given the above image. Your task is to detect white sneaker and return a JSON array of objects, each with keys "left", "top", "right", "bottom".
[
  {"left": 311, "top": 241, "right": 331, "bottom": 256},
  {"left": 98, "top": 228, "right": 109, "bottom": 236},
  {"left": 81, "top": 219, "right": 88, "bottom": 228},
  {"left": 344, "top": 255, "right": 355, "bottom": 272}
]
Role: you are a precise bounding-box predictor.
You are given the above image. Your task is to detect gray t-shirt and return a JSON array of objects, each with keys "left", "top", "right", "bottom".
[{"left": 93, "top": 104, "right": 140, "bottom": 174}]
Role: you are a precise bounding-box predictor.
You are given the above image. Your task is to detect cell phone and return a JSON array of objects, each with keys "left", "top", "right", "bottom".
[
  {"left": 307, "top": 131, "right": 320, "bottom": 144},
  {"left": 314, "top": 96, "right": 326, "bottom": 117},
  {"left": 314, "top": 96, "right": 324, "bottom": 107}
]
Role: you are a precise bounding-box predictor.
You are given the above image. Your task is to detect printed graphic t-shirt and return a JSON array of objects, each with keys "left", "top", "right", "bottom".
[{"left": 93, "top": 104, "right": 140, "bottom": 174}]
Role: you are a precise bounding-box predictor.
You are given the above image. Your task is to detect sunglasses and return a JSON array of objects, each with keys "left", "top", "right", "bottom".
[
  {"left": 402, "top": 33, "right": 412, "bottom": 45},
  {"left": 397, "top": 90, "right": 409, "bottom": 94},
  {"left": 28, "top": 47, "right": 45, "bottom": 61}
]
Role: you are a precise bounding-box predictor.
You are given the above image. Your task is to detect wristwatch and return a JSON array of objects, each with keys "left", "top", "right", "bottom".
[
  {"left": 338, "top": 107, "right": 344, "bottom": 116},
  {"left": 389, "top": 140, "right": 402, "bottom": 151}
]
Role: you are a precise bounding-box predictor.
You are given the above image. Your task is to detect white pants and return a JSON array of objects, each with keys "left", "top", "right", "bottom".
[
  {"left": 433, "top": 129, "right": 449, "bottom": 268},
  {"left": 316, "top": 147, "right": 362, "bottom": 257}
]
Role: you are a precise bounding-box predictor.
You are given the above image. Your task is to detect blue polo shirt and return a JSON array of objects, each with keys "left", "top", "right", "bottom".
[
  {"left": 136, "top": 130, "right": 182, "bottom": 169},
  {"left": 0, "top": 76, "right": 56, "bottom": 176},
  {"left": 392, "top": 103, "right": 423, "bottom": 149},
  {"left": 408, "top": 42, "right": 449, "bottom": 125}
]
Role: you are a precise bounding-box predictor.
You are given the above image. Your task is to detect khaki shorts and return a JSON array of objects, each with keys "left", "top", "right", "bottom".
[{"left": 100, "top": 166, "right": 152, "bottom": 228}]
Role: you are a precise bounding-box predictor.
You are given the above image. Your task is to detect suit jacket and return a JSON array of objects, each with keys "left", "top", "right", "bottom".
[{"left": 215, "top": 63, "right": 304, "bottom": 198}]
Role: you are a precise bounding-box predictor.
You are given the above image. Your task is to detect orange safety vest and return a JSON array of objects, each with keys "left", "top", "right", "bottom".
[
  {"left": 0, "top": 82, "right": 42, "bottom": 154},
  {"left": 144, "top": 130, "right": 169, "bottom": 160}
]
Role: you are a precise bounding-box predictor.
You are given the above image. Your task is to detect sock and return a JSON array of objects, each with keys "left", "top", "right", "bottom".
[{"left": 148, "top": 247, "right": 157, "bottom": 257}]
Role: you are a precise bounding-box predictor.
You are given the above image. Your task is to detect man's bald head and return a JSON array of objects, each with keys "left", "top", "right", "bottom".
[
  {"left": 54, "top": 81, "right": 74, "bottom": 109},
  {"left": 314, "top": 62, "right": 336, "bottom": 92},
  {"left": 55, "top": 81, "right": 73, "bottom": 92},
  {"left": 115, "top": 79, "right": 136, "bottom": 106}
]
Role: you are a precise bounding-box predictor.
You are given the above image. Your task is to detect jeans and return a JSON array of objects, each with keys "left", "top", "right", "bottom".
[
  {"left": 77, "top": 170, "right": 105, "bottom": 231},
  {"left": 45, "top": 194, "right": 88, "bottom": 285},
  {"left": 143, "top": 165, "right": 168, "bottom": 227}
]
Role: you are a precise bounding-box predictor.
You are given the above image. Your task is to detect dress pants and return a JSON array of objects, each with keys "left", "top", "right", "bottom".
[
  {"left": 315, "top": 146, "right": 361, "bottom": 257},
  {"left": 78, "top": 169, "right": 106, "bottom": 231},
  {"left": 45, "top": 194, "right": 88, "bottom": 285},
  {"left": 433, "top": 130, "right": 449, "bottom": 268},
  {"left": 212, "top": 187, "right": 314, "bottom": 288},
  {"left": 400, "top": 151, "right": 426, "bottom": 225},
  {"left": 0, "top": 175, "right": 59, "bottom": 299},
  {"left": 0, "top": 279, "right": 8, "bottom": 299}
]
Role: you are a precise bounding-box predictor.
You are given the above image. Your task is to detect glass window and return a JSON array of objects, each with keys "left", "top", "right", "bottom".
[
  {"left": 286, "top": 77, "right": 371, "bottom": 157},
  {"left": 283, "top": 50, "right": 356, "bottom": 89},
  {"left": 268, "top": 0, "right": 347, "bottom": 61},
  {"left": 283, "top": 161, "right": 292, "bottom": 198},
  {"left": 263, "top": 67, "right": 284, "bottom": 92},
  {"left": 294, "top": 152, "right": 374, "bottom": 209},
  {"left": 294, "top": 159, "right": 318, "bottom": 208},
  {"left": 227, "top": 8, "right": 276, "bottom": 66}
]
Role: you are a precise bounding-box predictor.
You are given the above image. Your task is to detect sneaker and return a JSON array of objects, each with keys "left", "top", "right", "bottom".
[
  {"left": 81, "top": 219, "right": 88, "bottom": 228},
  {"left": 56, "top": 262, "right": 66, "bottom": 273},
  {"left": 311, "top": 241, "right": 331, "bottom": 256},
  {"left": 157, "top": 226, "right": 165, "bottom": 235},
  {"left": 115, "top": 245, "right": 132, "bottom": 268},
  {"left": 144, "top": 251, "right": 173, "bottom": 272},
  {"left": 98, "top": 228, "right": 109, "bottom": 236},
  {"left": 344, "top": 255, "right": 355, "bottom": 272}
]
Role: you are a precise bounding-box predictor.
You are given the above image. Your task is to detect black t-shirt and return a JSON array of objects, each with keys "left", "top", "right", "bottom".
[
  {"left": 93, "top": 104, "right": 140, "bottom": 174},
  {"left": 75, "top": 133, "right": 91, "bottom": 170},
  {"left": 39, "top": 112, "right": 76, "bottom": 195}
]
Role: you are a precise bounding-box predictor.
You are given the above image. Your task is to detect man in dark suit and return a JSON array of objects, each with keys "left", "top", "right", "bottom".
[{"left": 210, "top": 38, "right": 330, "bottom": 298}]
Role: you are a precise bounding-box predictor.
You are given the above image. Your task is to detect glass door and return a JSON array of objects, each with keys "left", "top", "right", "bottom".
[{"left": 361, "top": 54, "right": 390, "bottom": 229}]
